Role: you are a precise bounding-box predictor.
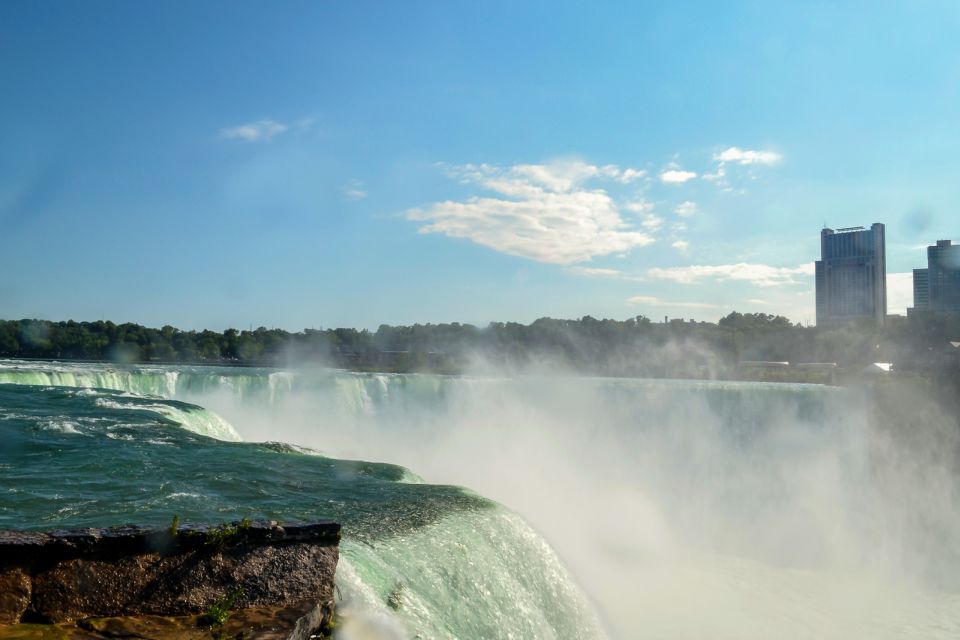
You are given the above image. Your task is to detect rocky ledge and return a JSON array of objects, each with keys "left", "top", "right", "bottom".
[{"left": 0, "top": 520, "right": 340, "bottom": 639}]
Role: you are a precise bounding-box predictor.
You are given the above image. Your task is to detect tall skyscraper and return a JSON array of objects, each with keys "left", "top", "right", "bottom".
[
  {"left": 815, "top": 223, "right": 887, "bottom": 326},
  {"left": 913, "top": 268, "right": 930, "bottom": 310},
  {"left": 910, "top": 240, "right": 960, "bottom": 315}
]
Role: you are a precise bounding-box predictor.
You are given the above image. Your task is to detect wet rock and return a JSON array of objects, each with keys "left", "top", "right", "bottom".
[
  {"left": 0, "top": 601, "right": 335, "bottom": 639},
  {"left": 31, "top": 555, "right": 158, "bottom": 623},
  {"left": 0, "top": 568, "right": 30, "bottom": 625},
  {"left": 0, "top": 520, "right": 339, "bottom": 636}
]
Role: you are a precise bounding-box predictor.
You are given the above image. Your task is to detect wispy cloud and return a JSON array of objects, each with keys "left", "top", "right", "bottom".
[
  {"left": 407, "top": 160, "right": 655, "bottom": 264},
  {"left": 219, "top": 116, "right": 315, "bottom": 142},
  {"left": 220, "top": 119, "right": 289, "bottom": 142},
  {"left": 627, "top": 295, "right": 718, "bottom": 309},
  {"left": 624, "top": 200, "right": 654, "bottom": 214},
  {"left": 703, "top": 167, "right": 726, "bottom": 182},
  {"left": 647, "top": 262, "right": 814, "bottom": 287},
  {"left": 714, "top": 147, "right": 782, "bottom": 166},
  {"left": 565, "top": 265, "right": 648, "bottom": 282},
  {"left": 566, "top": 266, "right": 625, "bottom": 278},
  {"left": 641, "top": 214, "right": 664, "bottom": 231},
  {"left": 343, "top": 179, "right": 367, "bottom": 201},
  {"left": 659, "top": 169, "right": 697, "bottom": 184},
  {"left": 671, "top": 240, "right": 689, "bottom": 251},
  {"left": 674, "top": 201, "right": 697, "bottom": 218},
  {"left": 447, "top": 161, "right": 646, "bottom": 194},
  {"left": 616, "top": 167, "right": 647, "bottom": 183},
  {"left": 704, "top": 147, "right": 782, "bottom": 193}
]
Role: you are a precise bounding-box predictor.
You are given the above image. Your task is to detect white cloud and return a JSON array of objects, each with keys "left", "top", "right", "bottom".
[
  {"left": 567, "top": 266, "right": 625, "bottom": 278},
  {"left": 715, "top": 147, "right": 782, "bottom": 166},
  {"left": 624, "top": 200, "right": 654, "bottom": 214},
  {"left": 702, "top": 166, "right": 726, "bottom": 182},
  {"left": 410, "top": 161, "right": 656, "bottom": 264},
  {"left": 703, "top": 147, "right": 782, "bottom": 194},
  {"left": 674, "top": 201, "right": 697, "bottom": 218},
  {"left": 220, "top": 119, "right": 289, "bottom": 142},
  {"left": 887, "top": 272, "right": 913, "bottom": 315},
  {"left": 596, "top": 165, "right": 647, "bottom": 183},
  {"left": 647, "top": 262, "right": 815, "bottom": 287},
  {"left": 445, "top": 160, "right": 646, "bottom": 194},
  {"left": 617, "top": 168, "right": 647, "bottom": 183},
  {"left": 702, "top": 166, "right": 734, "bottom": 193},
  {"left": 671, "top": 240, "right": 689, "bottom": 251},
  {"left": 641, "top": 214, "right": 664, "bottom": 231},
  {"left": 747, "top": 298, "right": 770, "bottom": 305},
  {"left": 659, "top": 169, "right": 697, "bottom": 184},
  {"left": 511, "top": 161, "right": 601, "bottom": 192},
  {"left": 627, "top": 295, "right": 718, "bottom": 309}
]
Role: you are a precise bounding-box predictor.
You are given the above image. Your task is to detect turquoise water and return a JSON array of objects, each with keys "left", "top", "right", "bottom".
[
  {"left": 2, "top": 359, "right": 960, "bottom": 639},
  {"left": 0, "top": 383, "right": 480, "bottom": 536},
  {"left": 0, "top": 365, "right": 603, "bottom": 639}
]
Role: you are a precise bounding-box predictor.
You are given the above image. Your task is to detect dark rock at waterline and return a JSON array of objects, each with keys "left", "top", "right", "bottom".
[
  {"left": 2, "top": 603, "right": 334, "bottom": 639},
  {"left": 0, "top": 520, "right": 339, "bottom": 638},
  {"left": 0, "top": 568, "right": 30, "bottom": 626},
  {"left": 0, "top": 520, "right": 340, "bottom": 568}
]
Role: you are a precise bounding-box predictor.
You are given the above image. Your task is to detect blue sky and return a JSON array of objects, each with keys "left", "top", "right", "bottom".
[{"left": 1, "top": 1, "right": 958, "bottom": 330}]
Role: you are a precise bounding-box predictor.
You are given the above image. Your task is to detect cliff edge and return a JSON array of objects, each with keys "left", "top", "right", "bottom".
[{"left": 0, "top": 520, "right": 340, "bottom": 639}]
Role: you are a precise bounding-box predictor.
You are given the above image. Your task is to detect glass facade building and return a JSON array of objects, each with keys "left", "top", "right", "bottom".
[
  {"left": 910, "top": 240, "right": 960, "bottom": 315},
  {"left": 913, "top": 268, "right": 930, "bottom": 310},
  {"left": 815, "top": 223, "right": 887, "bottom": 326}
]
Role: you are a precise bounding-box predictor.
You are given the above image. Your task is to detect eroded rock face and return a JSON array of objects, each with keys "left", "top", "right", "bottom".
[
  {"left": 0, "top": 568, "right": 30, "bottom": 625},
  {"left": 0, "top": 601, "right": 335, "bottom": 640},
  {"left": 29, "top": 542, "right": 338, "bottom": 623},
  {"left": 0, "top": 520, "right": 339, "bottom": 633}
]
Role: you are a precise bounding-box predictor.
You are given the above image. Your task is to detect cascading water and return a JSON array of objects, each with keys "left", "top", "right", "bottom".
[
  {"left": 0, "top": 365, "right": 604, "bottom": 639},
  {"left": 2, "top": 359, "right": 959, "bottom": 638}
]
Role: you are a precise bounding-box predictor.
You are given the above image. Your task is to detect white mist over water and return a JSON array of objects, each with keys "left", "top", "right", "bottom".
[
  {"left": 3, "top": 360, "right": 959, "bottom": 638},
  {"left": 171, "top": 371, "right": 960, "bottom": 639}
]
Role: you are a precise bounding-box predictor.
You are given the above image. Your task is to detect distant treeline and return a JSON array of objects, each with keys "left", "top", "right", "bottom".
[{"left": 0, "top": 313, "right": 957, "bottom": 377}]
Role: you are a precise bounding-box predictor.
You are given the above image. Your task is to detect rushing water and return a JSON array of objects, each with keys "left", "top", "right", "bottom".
[{"left": 1, "top": 359, "right": 959, "bottom": 639}]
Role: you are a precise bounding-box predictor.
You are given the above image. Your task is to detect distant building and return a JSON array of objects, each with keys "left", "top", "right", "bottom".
[
  {"left": 910, "top": 240, "right": 960, "bottom": 316},
  {"left": 912, "top": 268, "right": 930, "bottom": 312},
  {"left": 738, "top": 361, "right": 790, "bottom": 369},
  {"left": 793, "top": 362, "right": 837, "bottom": 370},
  {"left": 815, "top": 223, "right": 887, "bottom": 326}
]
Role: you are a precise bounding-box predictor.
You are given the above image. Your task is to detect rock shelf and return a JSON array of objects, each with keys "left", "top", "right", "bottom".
[{"left": 0, "top": 520, "right": 340, "bottom": 639}]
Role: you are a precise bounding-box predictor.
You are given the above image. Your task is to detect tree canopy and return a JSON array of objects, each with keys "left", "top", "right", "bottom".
[{"left": 0, "top": 312, "right": 956, "bottom": 378}]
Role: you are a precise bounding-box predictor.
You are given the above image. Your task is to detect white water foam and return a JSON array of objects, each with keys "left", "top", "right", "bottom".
[{"left": 4, "top": 361, "right": 960, "bottom": 638}]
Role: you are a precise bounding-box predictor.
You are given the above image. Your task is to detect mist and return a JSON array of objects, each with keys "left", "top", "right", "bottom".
[{"left": 171, "top": 363, "right": 960, "bottom": 639}]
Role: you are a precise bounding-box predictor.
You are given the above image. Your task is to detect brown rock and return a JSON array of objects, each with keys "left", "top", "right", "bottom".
[
  {"left": 29, "top": 543, "right": 338, "bottom": 624},
  {"left": 31, "top": 555, "right": 159, "bottom": 623},
  {"left": 73, "top": 601, "right": 333, "bottom": 639},
  {"left": 6, "top": 521, "right": 339, "bottom": 626},
  {"left": 0, "top": 568, "right": 30, "bottom": 625}
]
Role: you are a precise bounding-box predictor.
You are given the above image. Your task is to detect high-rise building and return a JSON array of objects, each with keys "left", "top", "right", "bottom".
[
  {"left": 910, "top": 240, "right": 960, "bottom": 315},
  {"left": 815, "top": 223, "right": 887, "bottom": 326},
  {"left": 912, "top": 268, "right": 930, "bottom": 310}
]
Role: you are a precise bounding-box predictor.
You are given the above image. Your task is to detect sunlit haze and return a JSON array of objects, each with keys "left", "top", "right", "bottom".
[
  {"left": 2, "top": 5, "right": 960, "bottom": 639},
  {"left": 2, "top": 2, "right": 958, "bottom": 329}
]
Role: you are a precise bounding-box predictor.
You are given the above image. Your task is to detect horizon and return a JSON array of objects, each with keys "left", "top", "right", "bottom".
[
  {"left": 0, "top": 310, "right": 812, "bottom": 344},
  {"left": 2, "top": 1, "right": 959, "bottom": 331}
]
